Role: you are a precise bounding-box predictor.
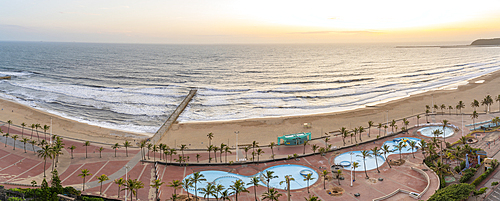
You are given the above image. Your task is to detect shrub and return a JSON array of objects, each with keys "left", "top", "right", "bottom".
[
  {"left": 7, "top": 197, "right": 23, "bottom": 201},
  {"left": 459, "top": 168, "right": 476, "bottom": 183},
  {"left": 428, "top": 183, "right": 475, "bottom": 201},
  {"left": 440, "top": 175, "right": 447, "bottom": 189},
  {"left": 454, "top": 166, "right": 461, "bottom": 173},
  {"left": 81, "top": 197, "right": 105, "bottom": 201},
  {"left": 460, "top": 161, "right": 466, "bottom": 170},
  {"left": 492, "top": 181, "right": 499, "bottom": 186},
  {"left": 471, "top": 166, "right": 496, "bottom": 186}
]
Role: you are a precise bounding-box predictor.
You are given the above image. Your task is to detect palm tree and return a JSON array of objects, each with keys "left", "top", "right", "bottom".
[
  {"left": 304, "top": 195, "right": 320, "bottom": 201},
  {"left": 69, "top": 145, "right": 76, "bottom": 159},
  {"left": 207, "top": 132, "right": 214, "bottom": 147},
  {"left": 482, "top": 95, "right": 494, "bottom": 113},
  {"left": 431, "top": 161, "right": 450, "bottom": 180},
  {"left": 206, "top": 145, "right": 214, "bottom": 163},
  {"left": 114, "top": 178, "right": 125, "bottom": 198},
  {"left": 352, "top": 161, "right": 360, "bottom": 180},
  {"left": 425, "top": 109, "right": 430, "bottom": 122},
  {"left": 213, "top": 146, "right": 219, "bottom": 162},
  {"left": 370, "top": 147, "right": 381, "bottom": 173},
  {"left": 324, "top": 136, "right": 330, "bottom": 148},
  {"left": 152, "top": 145, "right": 158, "bottom": 162},
  {"left": 220, "top": 189, "right": 230, "bottom": 201},
  {"left": 311, "top": 144, "right": 319, "bottom": 154},
  {"left": 112, "top": 143, "right": 120, "bottom": 157},
  {"left": 37, "top": 144, "right": 53, "bottom": 177},
  {"left": 471, "top": 99, "right": 479, "bottom": 112},
  {"left": 433, "top": 104, "right": 439, "bottom": 113},
  {"left": 416, "top": 115, "right": 420, "bottom": 127},
  {"left": 7, "top": 120, "right": 12, "bottom": 134},
  {"left": 179, "top": 144, "right": 187, "bottom": 160},
  {"left": 21, "top": 138, "right": 28, "bottom": 153},
  {"left": 257, "top": 148, "right": 264, "bottom": 161},
  {"left": 29, "top": 140, "right": 36, "bottom": 154},
  {"left": 457, "top": 100, "right": 465, "bottom": 114},
  {"left": 29, "top": 123, "right": 35, "bottom": 140},
  {"left": 340, "top": 127, "right": 348, "bottom": 145},
  {"left": 244, "top": 146, "right": 251, "bottom": 160},
  {"left": 390, "top": 120, "right": 396, "bottom": 134},
  {"left": 395, "top": 141, "right": 405, "bottom": 161},
  {"left": 43, "top": 125, "right": 50, "bottom": 141},
  {"left": 168, "top": 179, "right": 183, "bottom": 196},
  {"left": 181, "top": 178, "right": 193, "bottom": 200},
  {"left": 471, "top": 111, "right": 479, "bottom": 130},
  {"left": 442, "top": 119, "right": 449, "bottom": 146},
  {"left": 230, "top": 179, "right": 249, "bottom": 201},
  {"left": 303, "top": 173, "right": 315, "bottom": 193},
  {"left": 12, "top": 135, "right": 18, "bottom": 150},
  {"left": 264, "top": 171, "right": 278, "bottom": 193},
  {"left": 199, "top": 182, "right": 215, "bottom": 200},
  {"left": 269, "top": 142, "right": 276, "bottom": 159},
  {"left": 196, "top": 153, "right": 201, "bottom": 163},
  {"left": 351, "top": 127, "right": 358, "bottom": 143},
  {"left": 448, "top": 105, "right": 453, "bottom": 115},
  {"left": 335, "top": 169, "right": 343, "bottom": 185},
  {"left": 418, "top": 140, "right": 428, "bottom": 160},
  {"left": 358, "top": 126, "right": 364, "bottom": 141},
  {"left": 219, "top": 143, "right": 226, "bottom": 163},
  {"left": 20, "top": 122, "right": 26, "bottom": 138},
  {"left": 440, "top": 104, "right": 445, "bottom": 115},
  {"left": 192, "top": 172, "right": 206, "bottom": 199},
  {"left": 215, "top": 184, "right": 225, "bottom": 200},
  {"left": 224, "top": 146, "right": 231, "bottom": 163},
  {"left": 123, "top": 140, "right": 131, "bottom": 157},
  {"left": 78, "top": 169, "right": 92, "bottom": 191},
  {"left": 279, "top": 175, "right": 295, "bottom": 201},
  {"left": 368, "top": 121, "right": 374, "bottom": 138},
  {"left": 252, "top": 140, "right": 259, "bottom": 154},
  {"left": 262, "top": 188, "right": 282, "bottom": 200},
  {"left": 357, "top": 150, "right": 372, "bottom": 179},
  {"left": 3, "top": 132, "right": 9, "bottom": 147},
  {"left": 83, "top": 141, "right": 90, "bottom": 158},
  {"left": 97, "top": 174, "right": 109, "bottom": 195},
  {"left": 139, "top": 141, "right": 146, "bottom": 160},
  {"left": 408, "top": 140, "right": 417, "bottom": 158},
  {"left": 496, "top": 95, "right": 500, "bottom": 112},
  {"left": 248, "top": 176, "right": 260, "bottom": 201},
  {"left": 321, "top": 170, "right": 329, "bottom": 189},
  {"left": 303, "top": 140, "right": 309, "bottom": 154}
]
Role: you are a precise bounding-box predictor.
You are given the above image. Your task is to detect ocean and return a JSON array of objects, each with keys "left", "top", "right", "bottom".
[{"left": 0, "top": 42, "right": 499, "bottom": 135}]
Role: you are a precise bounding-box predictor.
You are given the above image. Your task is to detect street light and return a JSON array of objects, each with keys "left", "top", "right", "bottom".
[
  {"left": 124, "top": 165, "right": 130, "bottom": 201},
  {"left": 235, "top": 131, "right": 239, "bottom": 162}
]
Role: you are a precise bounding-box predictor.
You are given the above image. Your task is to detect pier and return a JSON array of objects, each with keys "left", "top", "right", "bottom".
[{"left": 150, "top": 88, "right": 197, "bottom": 144}]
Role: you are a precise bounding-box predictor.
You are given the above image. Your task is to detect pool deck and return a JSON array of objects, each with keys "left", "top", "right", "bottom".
[{"left": 0, "top": 112, "right": 498, "bottom": 200}]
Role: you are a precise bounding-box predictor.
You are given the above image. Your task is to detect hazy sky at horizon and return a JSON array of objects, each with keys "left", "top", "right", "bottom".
[{"left": 1, "top": 0, "right": 500, "bottom": 44}]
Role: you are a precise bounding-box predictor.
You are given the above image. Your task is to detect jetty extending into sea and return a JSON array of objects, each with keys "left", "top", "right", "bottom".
[{"left": 150, "top": 88, "right": 197, "bottom": 144}]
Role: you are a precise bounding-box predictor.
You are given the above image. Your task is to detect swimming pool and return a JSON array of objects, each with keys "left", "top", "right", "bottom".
[
  {"left": 334, "top": 137, "right": 421, "bottom": 171},
  {"left": 183, "top": 164, "right": 318, "bottom": 198},
  {"left": 418, "top": 126, "right": 454, "bottom": 138}
]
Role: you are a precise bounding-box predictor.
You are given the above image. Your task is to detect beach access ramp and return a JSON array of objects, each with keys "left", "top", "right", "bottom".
[{"left": 150, "top": 88, "right": 197, "bottom": 144}]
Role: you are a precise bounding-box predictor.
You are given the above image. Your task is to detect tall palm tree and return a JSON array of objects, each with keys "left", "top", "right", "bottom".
[
  {"left": 181, "top": 178, "right": 193, "bottom": 200},
  {"left": 496, "top": 95, "right": 500, "bottom": 112},
  {"left": 418, "top": 140, "right": 428, "bottom": 160},
  {"left": 384, "top": 125, "right": 388, "bottom": 136},
  {"left": 191, "top": 172, "right": 206, "bottom": 199},
  {"left": 83, "top": 141, "right": 90, "bottom": 158},
  {"left": 37, "top": 144, "right": 53, "bottom": 177},
  {"left": 21, "top": 138, "right": 29, "bottom": 153},
  {"left": 207, "top": 145, "right": 214, "bottom": 163},
  {"left": 3, "top": 132, "right": 9, "bottom": 147},
  {"left": 219, "top": 143, "right": 226, "bottom": 163},
  {"left": 152, "top": 145, "right": 158, "bottom": 162},
  {"left": 335, "top": 169, "right": 343, "bottom": 185},
  {"left": 252, "top": 141, "right": 259, "bottom": 154},
  {"left": 408, "top": 140, "right": 417, "bottom": 158},
  {"left": 321, "top": 170, "right": 329, "bottom": 189},
  {"left": 358, "top": 126, "right": 364, "bottom": 141},
  {"left": 214, "top": 184, "right": 225, "bottom": 200},
  {"left": 395, "top": 141, "right": 405, "bottom": 161},
  {"left": 244, "top": 146, "right": 251, "bottom": 160},
  {"left": 340, "top": 127, "right": 348, "bottom": 145},
  {"left": 448, "top": 105, "right": 453, "bottom": 115},
  {"left": 390, "top": 120, "right": 396, "bottom": 134},
  {"left": 123, "top": 140, "right": 131, "bottom": 157},
  {"left": 199, "top": 182, "right": 215, "bottom": 200},
  {"left": 440, "top": 104, "right": 445, "bottom": 115},
  {"left": 78, "top": 169, "right": 92, "bottom": 191},
  {"left": 30, "top": 123, "right": 36, "bottom": 139},
  {"left": 368, "top": 121, "right": 374, "bottom": 138},
  {"left": 425, "top": 109, "right": 430, "bottom": 122},
  {"left": 357, "top": 150, "right": 372, "bottom": 179},
  {"left": 168, "top": 180, "right": 183, "bottom": 196},
  {"left": 248, "top": 176, "right": 260, "bottom": 201},
  {"left": 471, "top": 111, "right": 479, "bottom": 129},
  {"left": 431, "top": 161, "right": 450, "bottom": 180},
  {"left": 351, "top": 128, "right": 357, "bottom": 144},
  {"left": 457, "top": 100, "right": 465, "bottom": 114},
  {"left": 97, "top": 174, "right": 109, "bottom": 195},
  {"left": 256, "top": 148, "right": 264, "bottom": 162},
  {"left": 269, "top": 142, "right": 276, "bottom": 160},
  {"left": 12, "top": 135, "right": 18, "bottom": 150},
  {"left": 224, "top": 146, "right": 231, "bottom": 163},
  {"left": 35, "top": 123, "right": 41, "bottom": 140},
  {"left": 352, "top": 161, "right": 360, "bottom": 180},
  {"left": 139, "top": 141, "right": 146, "bottom": 160},
  {"left": 207, "top": 132, "right": 214, "bottom": 147},
  {"left": 471, "top": 99, "right": 479, "bottom": 112},
  {"left": 303, "top": 140, "right": 309, "bottom": 154},
  {"left": 114, "top": 178, "right": 125, "bottom": 198},
  {"left": 69, "top": 145, "right": 76, "bottom": 159},
  {"left": 442, "top": 119, "right": 449, "bottom": 147},
  {"left": 262, "top": 188, "right": 282, "bottom": 201},
  {"left": 98, "top": 147, "right": 104, "bottom": 158},
  {"left": 7, "top": 120, "right": 12, "bottom": 134},
  {"left": 370, "top": 146, "right": 381, "bottom": 173},
  {"left": 179, "top": 144, "right": 187, "bottom": 160},
  {"left": 230, "top": 179, "right": 249, "bottom": 201},
  {"left": 213, "top": 146, "right": 219, "bottom": 162},
  {"left": 433, "top": 104, "right": 439, "bottom": 113},
  {"left": 416, "top": 115, "right": 421, "bottom": 127},
  {"left": 29, "top": 140, "right": 36, "bottom": 154},
  {"left": 43, "top": 125, "right": 50, "bottom": 141},
  {"left": 264, "top": 171, "right": 278, "bottom": 193},
  {"left": 20, "top": 122, "right": 26, "bottom": 138},
  {"left": 311, "top": 144, "right": 319, "bottom": 154},
  {"left": 112, "top": 143, "right": 120, "bottom": 157},
  {"left": 279, "top": 175, "right": 295, "bottom": 201},
  {"left": 303, "top": 173, "right": 315, "bottom": 193}
]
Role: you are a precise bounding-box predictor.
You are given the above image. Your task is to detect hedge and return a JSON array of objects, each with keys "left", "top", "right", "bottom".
[
  {"left": 471, "top": 166, "right": 497, "bottom": 186},
  {"left": 459, "top": 168, "right": 476, "bottom": 183}
]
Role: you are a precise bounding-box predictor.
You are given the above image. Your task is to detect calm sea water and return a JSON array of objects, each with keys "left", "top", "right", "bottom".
[{"left": 0, "top": 42, "right": 499, "bottom": 135}]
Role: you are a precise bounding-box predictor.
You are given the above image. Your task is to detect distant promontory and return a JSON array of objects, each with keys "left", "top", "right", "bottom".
[{"left": 470, "top": 38, "right": 500, "bottom": 46}]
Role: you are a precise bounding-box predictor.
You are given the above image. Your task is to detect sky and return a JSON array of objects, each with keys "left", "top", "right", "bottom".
[{"left": 1, "top": 0, "right": 500, "bottom": 44}]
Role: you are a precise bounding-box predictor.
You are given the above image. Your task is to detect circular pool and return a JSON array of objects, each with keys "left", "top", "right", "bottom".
[
  {"left": 418, "top": 126, "right": 454, "bottom": 138},
  {"left": 183, "top": 164, "right": 318, "bottom": 198}
]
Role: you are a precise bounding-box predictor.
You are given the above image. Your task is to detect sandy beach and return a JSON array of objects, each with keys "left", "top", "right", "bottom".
[{"left": 0, "top": 70, "right": 499, "bottom": 149}]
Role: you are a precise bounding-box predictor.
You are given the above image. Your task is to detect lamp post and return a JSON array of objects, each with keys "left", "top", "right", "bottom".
[
  {"left": 124, "top": 165, "right": 130, "bottom": 201},
  {"left": 235, "top": 131, "right": 239, "bottom": 162}
]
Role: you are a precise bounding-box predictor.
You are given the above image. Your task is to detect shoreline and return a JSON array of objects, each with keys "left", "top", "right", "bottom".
[
  {"left": 162, "top": 69, "right": 500, "bottom": 148},
  {"left": 0, "top": 69, "right": 499, "bottom": 146}
]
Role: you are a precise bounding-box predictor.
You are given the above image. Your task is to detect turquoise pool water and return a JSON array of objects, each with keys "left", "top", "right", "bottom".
[
  {"left": 334, "top": 137, "right": 421, "bottom": 171},
  {"left": 183, "top": 164, "right": 318, "bottom": 198},
  {"left": 418, "top": 126, "right": 454, "bottom": 138}
]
